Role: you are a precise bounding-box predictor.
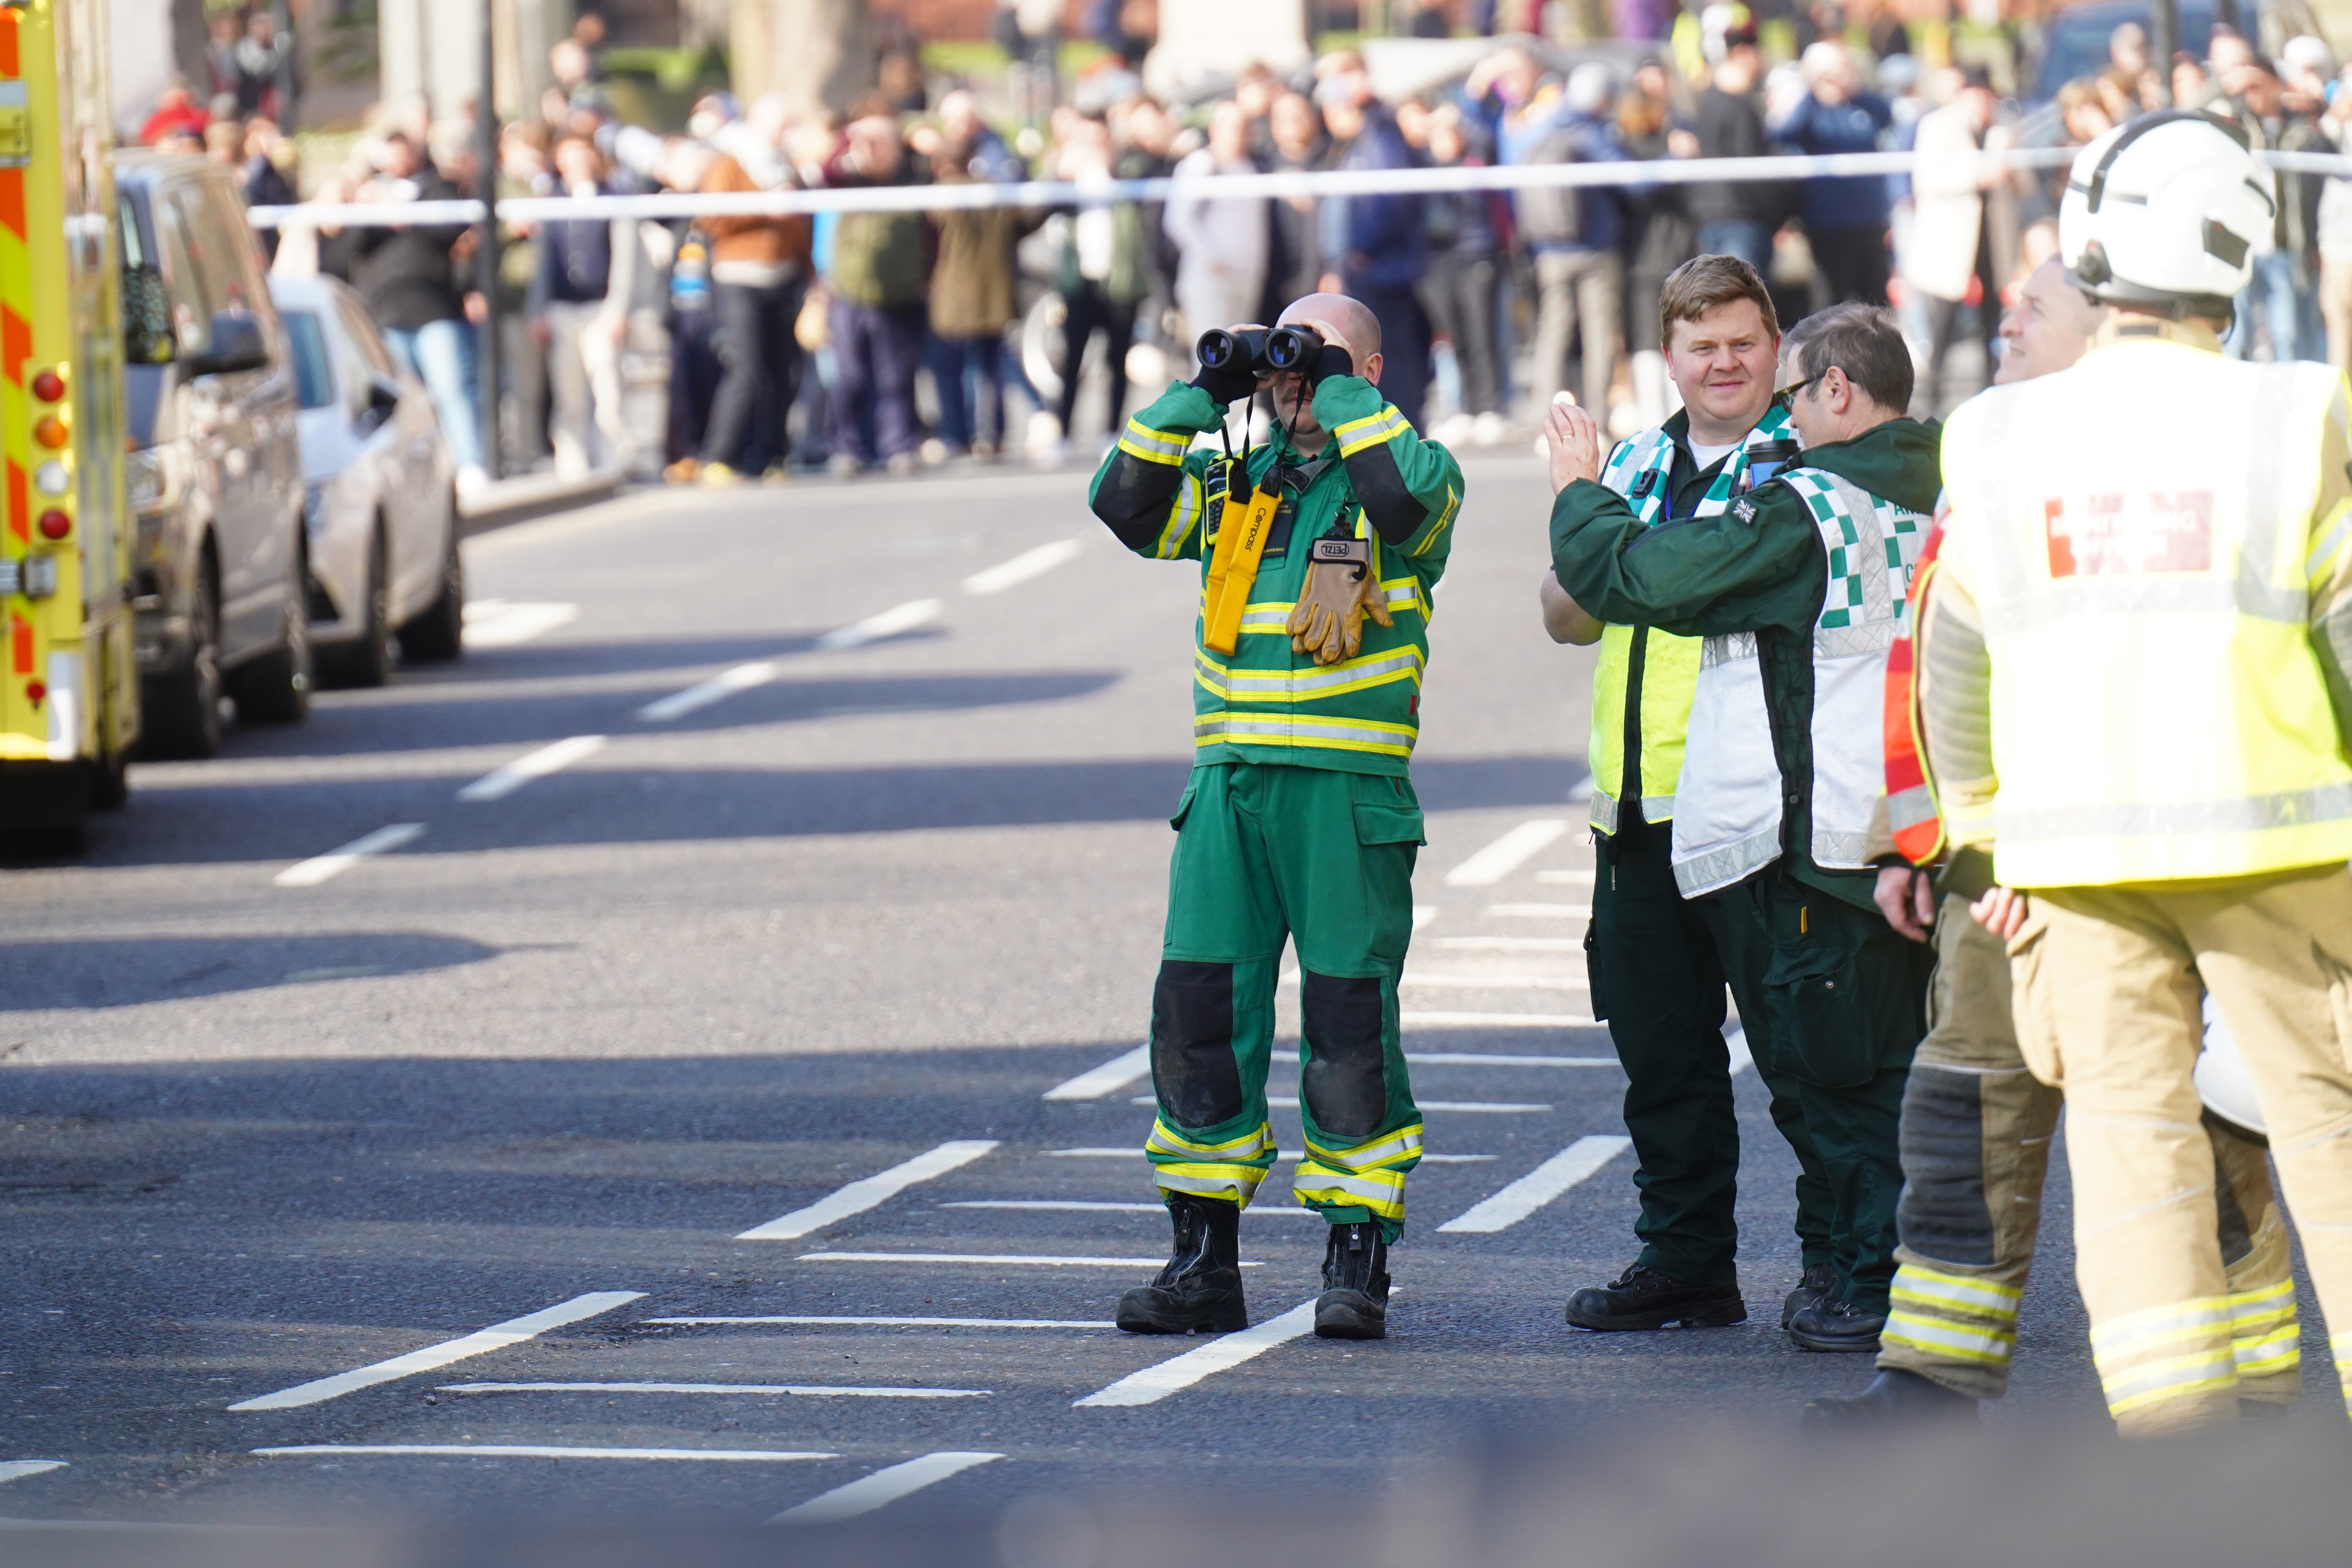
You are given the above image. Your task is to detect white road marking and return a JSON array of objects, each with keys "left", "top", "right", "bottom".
[
  {"left": 942, "top": 1200, "right": 1319, "bottom": 1216},
  {"left": 1445, "top": 819, "right": 1570, "bottom": 887},
  {"left": 816, "top": 598, "right": 942, "bottom": 650},
  {"left": 799, "top": 1252, "right": 1263, "bottom": 1267},
  {"left": 0, "top": 1463, "right": 63, "bottom": 1485},
  {"left": 772, "top": 1451, "right": 1004, "bottom": 1525},
  {"left": 1401, "top": 973, "right": 1588, "bottom": 990},
  {"left": 254, "top": 1445, "right": 831, "bottom": 1463},
  {"left": 227, "top": 1291, "right": 644, "bottom": 1411},
  {"left": 1488, "top": 903, "right": 1587, "bottom": 918},
  {"left": 1402, "top": 1010, "right": 1599, "bottom": 1027},
  {"left": 461, "top": 601, "right": 578, "bottom": 647},
  {"left": 1074, "top": 1296, "right": 1328, "bottom": 1407},
  {"left": 736, "top": 1140, "right": 998, "bottom": 1241},
  {"left": 1039, "top": 1148, "right": 1493, "bottom": 1163},
  {"left": 647, "top": 1316, "right": 1115, "bottom": 1328},
  {"left": 963, "top": 538, "right": 1082, "bottom": 595},
  {"left": 1535, "top": 869, "right": 1597, "bottom": 886},
  {"left": 1127, "top": 1095, "right": 1549, "bottom": 1112},
  {"left": 1407, "top": 1053, "right": 1618, "bottom": 1067},
  {"left": 1728, "top": 1024, "right": 1753, "bottom": 1078},
  {"left": 1043, "top": 1044, "right": 1150, "bottom": 1102},
  {"left": 456, "top": 734, "right": 606, "bottom": 802},
  {"left": 1434, "top": 936, "right": 1581, "bottom": 952},
  {"left": 636, "top": 661, "right": 778, "bottom": 722},
  {"left": 439, "top": 1381, "right": 989, "bottom": 1398},
  {"left": 1567, "top": 773, "right": 1595, "bottom": 802},
  {"left": 1437, "top": 1136, "right": 1633, "bottom": 1233},
  {"left": 272, "top": 824, "right": 425, "bottom": 887}
]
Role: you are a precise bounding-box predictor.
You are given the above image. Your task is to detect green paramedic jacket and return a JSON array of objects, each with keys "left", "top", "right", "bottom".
[
  {"left": 1089, "top": 377, "right": 1464, "bottom": 778},
  {"left": 1549, "top": 415, "right": 1944, "bottom": 911}
]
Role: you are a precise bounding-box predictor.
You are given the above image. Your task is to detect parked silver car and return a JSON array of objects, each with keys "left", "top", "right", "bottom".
[{"left": 269, "top": 273, "right": 463, "bottom": 686}]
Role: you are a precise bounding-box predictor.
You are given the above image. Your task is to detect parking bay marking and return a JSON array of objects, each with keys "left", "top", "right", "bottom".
[
  {"left": 816, "top": 598, "right": 942, "bottom": 650},
  {"left": 773, "top": 1451, "right": 1004, "bottom": 1525},
  {"left": 0, "top": 1464, "right": 64, "bottom": 1486},
  {"left": 1402, "top": 1011, "right": 1599, "bottom": 1029},
  {"left": 637, "top": 661, "right": 778, "bottom": 722},
  {"left": 649, "top": 1316, "right": 1117, "bottom": 1328},
  {"left": 273, "top": 823, "right": 424, "bottom": 887},
  {"left": 1042, "top": 1044, "right": 1150, "bottom": 1102},
  {"left": 1445, "top": 820, "right": 1570, "bottom": 887},
  {"left": 963, "top": 538, "right": 1082, "bottom": 595},
  {"left": 1434, "top": 936, "right": 1581, "bottom": 953},
  {"left": 1074, "top": 1295, "right": 1345, "bottom": 1407},
  {"left": 461, "top": 601, "right": 578, "bottom": 648},
  {"left": 456, "top": 735, "right": 606, "bottom": 802},
  {"left": 1402, "top": 973, "right": 1588, "bottom": 991},
  {"left": 737, "top": 1140, "right": 998, "bottom": 1241},
  {"left": 942, "top": 1200, "right": 1319, "bottom": 1216},
  {"left": 255, "top": 1445, "right": 831, "bottom": 1463},
  {"left": 440, "top": 1381, "right": 989, "bottom": 1398},
  {"left": 1438, "top": 1136, "right": 1633, "bottom": 1234},
  {"left": 799, "top": 1252, "right": 1265, "bottom": 1267},
  {"left": 227, "top": 1291, "right": 644, "bottom": 1411}
]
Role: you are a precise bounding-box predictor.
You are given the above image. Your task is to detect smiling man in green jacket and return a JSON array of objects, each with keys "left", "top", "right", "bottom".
[{"left": 1548, "top": 303, "right": 1938, "bottom": 1353}]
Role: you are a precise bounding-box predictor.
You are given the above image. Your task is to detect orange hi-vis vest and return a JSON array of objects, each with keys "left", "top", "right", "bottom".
[{"left": 1882, "top": 512, "right": 1948, "bottom": 866}]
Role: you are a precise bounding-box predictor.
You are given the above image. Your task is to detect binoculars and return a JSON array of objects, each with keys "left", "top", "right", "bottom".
[{"left": 1196, "top": 323, "right": 1328, "bottom": 377}]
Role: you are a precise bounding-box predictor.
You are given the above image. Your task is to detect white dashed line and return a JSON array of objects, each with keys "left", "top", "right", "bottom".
[
  {"left": 254, "top": 1445, "right": 831, "bottom": 1463},
  {"left": 773, "top": 1451, "right": 1004, "bottom": 1524},
  {"left": 1444, "top": 819, "right": 1570, "bottom": 886},
  {"left": 0, "top": 1463, "right": 64, "bottom": 1486},
  {"left": 736, "top": 1140, "right": 998, "bottom": 1241},
  {"left": 1487, "top": 903, "right": 1588, "bottom": 918},
  {"left": 460, "top": 601, "right": 578, "bottom": 647},
  {"left": 1437, "top": 1136, "right": 1633, "bottom": 1233},
  {"left": 1074, "top": 1297, "right": 1328, "bottom": 1407},
  {"left": 816, "top": 598, "right": 942, "bottom": 650},
  {"left": 1433, "top": 936, "right": 1581, "bottom": 952},
  {"left": 456, "top": 734, "right": 606, "bottom": 801},
  {"left": 272, "top": 823, "right": 424, "bottom": 887},
  {"left": 636, "top": 661, "right": 778, "bottom": 721},
  {"left": 1406, "top": 1053, "right": 1618, "bottom": 1067},
  {"left": 439, "top": 1382, "right": 990, "bottom": 1398},
  {"left": 1401, "top": 1011, "right": 1600, "bottom": 1028},
  {"left": 1535, "top": 869, "right": 1597, "bottom": 886},
  {"left": 1043, "top": 1044, "right": 1150, "bottom": 1101},
  {"left": 1402, "top": 973, "right": 1588, "bottom": 990},
  {"left": 1567, "top": 773, "right": 1596, "bottom": 802},
  {"left": 799, "top": 1252, "right": 1264, "bottom": 1267},
  {"left": 962, "top": 538, "right": 1082, "bottom": 594},
  {"left": 942, "top": 1200, "right": 1319, "bottom": 1216},
  {"left": 647, "top": 1316, "right": 1116, "bottom": 1328},
  {"left": 228, "top": 1291, "right": 645, "bottom": 1410}
]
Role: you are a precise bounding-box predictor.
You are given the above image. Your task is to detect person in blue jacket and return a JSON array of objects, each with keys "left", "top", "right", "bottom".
[
  {"left": 1316, "top": 56, "right": 1433, "bottom": 430},
  {"left": 1775, "top": 43, "right": 1895, "bottom": 305}
]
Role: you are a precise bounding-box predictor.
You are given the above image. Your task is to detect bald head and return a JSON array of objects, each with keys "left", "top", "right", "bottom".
[{"left": 1278, "top": 292, "right": 1381, "bottom": 363}]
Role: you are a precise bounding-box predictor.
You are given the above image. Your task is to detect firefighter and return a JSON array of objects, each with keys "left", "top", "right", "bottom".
[
  {"left": 1087, "top": 293, "right": 1464, "bottom": 1341},
  {"left": 1548, "top": 301, "right": 1939, "bottom": 1352},
  {"left": 1804, "top": 254, "right": 2300, "bottom": 1423},
  {"left": 1544, "top": 255, "right": 1838, "bottom": 1336},
  {"left": 1922, "top": 111, "right": 2352, "bottom": 1435}
]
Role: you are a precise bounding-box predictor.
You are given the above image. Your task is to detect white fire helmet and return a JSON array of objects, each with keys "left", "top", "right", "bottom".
[
  {"left": 2058, "top": 109, "right": 2275, "bottom": 318},
  {"left": 2196, "top": 992, "right": 2266, "bottom": 1141}
]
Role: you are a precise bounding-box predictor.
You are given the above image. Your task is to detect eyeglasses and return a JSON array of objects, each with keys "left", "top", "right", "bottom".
[{"left": 1779, "top": 372, "right": 1822, "bottom": 399}]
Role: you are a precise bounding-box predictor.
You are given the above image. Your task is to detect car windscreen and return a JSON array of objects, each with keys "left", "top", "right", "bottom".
[
  {"left": 2035, "top": 3, "right": 2216, "bottom": 99},
  {"left": 282, "top": 310, "right": 334, "bottom": 409}
]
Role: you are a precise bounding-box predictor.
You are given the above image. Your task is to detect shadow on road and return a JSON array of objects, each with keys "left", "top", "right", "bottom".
[{"left": 0, "top": 932, "right": 504, "bottom": 1011}]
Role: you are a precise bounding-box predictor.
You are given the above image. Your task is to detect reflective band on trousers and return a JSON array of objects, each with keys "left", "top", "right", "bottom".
[
  {"left": 1195, "top": 711, "right": 1417, "bottom": 759},
  {"left": 2090, "top": 1295, "right": 2239, "bottom": 1417},
  {"left": 1291, "top": 1121, "right": 1424, "bottom": 1223},
  {"left": 1882, "top": 1263, "right": 2022, "bottom": 1366},
  {"left": 1146, "top": 1119, "right": 1276, "bottom": 1208},
  {"left": 2230, "top": 1278, "right": 2301, "bottom": 1377}
]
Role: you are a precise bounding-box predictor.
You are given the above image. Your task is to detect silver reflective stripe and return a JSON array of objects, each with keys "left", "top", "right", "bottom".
[
  {"left": 1887, "top": 782, "right": 1939, "bottom": 830},
  {"left": 1195, "top": 647, "right": 1423, "bottom": 698},
  {"left": 1700, "top": 632, "right": 1759, "bottom": 668},
  {"left": 1978, "top": 576, "right": 2309, "bottom": 637},
  {"left": 1670, "top": 826, "right": 1780, "bottom": 897},
  {"left": 2236, "top": 369, "right": 2307, "bottom": 597},
  {"left": 1197, "top": 713, "right": 1415, "bottom": 750},
  {"left": 1883, "top": 1315, "right": 2015, "bottom": 1360},
  {"left": 1154, "top": 474, "right": 1203, "bottom": 559},
  {"left": 1641, "top": 793, "right": 1674, "bottom": 823},
  {"left": 1590, "top": 788, "right": 1622, "bottom": 834},
  {"left": 1996, "top": 783, "right": 2352, "bottom": 844},
  {"left": 1308, "top": 1127, "right": 1424, "bottom": 1169},
  {"left": 1154, "top": 1169, "right": 1265, "bottom": 1201},
  {"left": 2100, "top": 1350, "right": 2238, "bottom": 1408}
]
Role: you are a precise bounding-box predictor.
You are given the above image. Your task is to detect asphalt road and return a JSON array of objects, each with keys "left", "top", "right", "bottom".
[{"left": 0, "top": 448, "right": 2303, "bottom": 1535}]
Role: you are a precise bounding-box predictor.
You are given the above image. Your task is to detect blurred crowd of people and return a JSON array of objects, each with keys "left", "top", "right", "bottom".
[{"left": 147, "top": 3, "right": 2352, "bottom": 486}]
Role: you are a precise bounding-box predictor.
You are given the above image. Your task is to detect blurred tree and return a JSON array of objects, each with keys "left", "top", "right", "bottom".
[{"left": 733, "top": 0, "right": 875, "bottom": 114}]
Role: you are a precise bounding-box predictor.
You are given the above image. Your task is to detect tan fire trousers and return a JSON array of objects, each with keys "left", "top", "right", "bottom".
[
  {"left": 2008, "top": 865, "right": 2352, "bottom": 1436},
  {"left": 1877, "top": 895, "right": 2295, "bottom": 1404}
]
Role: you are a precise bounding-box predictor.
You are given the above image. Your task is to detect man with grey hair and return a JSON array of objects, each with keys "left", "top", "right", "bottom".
[{"left": 1507, "top": 60, "right": 1630, "bottom": 422}]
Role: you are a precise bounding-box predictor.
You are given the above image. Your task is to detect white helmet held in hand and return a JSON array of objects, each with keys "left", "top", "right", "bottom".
[{"left": 2058, "top": 109, "right": 2275, "bottom": 319}]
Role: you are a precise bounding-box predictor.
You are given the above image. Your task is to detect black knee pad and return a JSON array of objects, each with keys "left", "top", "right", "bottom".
[
  {"left": 1893, "top": 1065, "right": 1996, "bottom": 1266},
  {"left": 1301, "top": 971, "right": 1388, "bottom": 1141},
  {"left": 1151, "top": 960, "right": 1244, "bottom": 1128}
]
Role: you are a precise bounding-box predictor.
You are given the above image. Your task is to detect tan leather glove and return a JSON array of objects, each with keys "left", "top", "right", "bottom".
[{"left": 1287, "top": 539, "right": 1394, "bottom": 665}]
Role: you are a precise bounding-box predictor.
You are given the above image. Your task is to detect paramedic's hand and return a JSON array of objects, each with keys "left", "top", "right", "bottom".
[
  {"left": 1545, "top": 393, "right": 1603, "bottom": 495},
  {"left": 1971, "top": 884, "right": 2031, "bottom": 940},
  {"left": 1875, "top": 864, "right": 1937, "bottom": 943},
  {"left": 1287, "top": 560, "right": 1393, "bottom": 665}
]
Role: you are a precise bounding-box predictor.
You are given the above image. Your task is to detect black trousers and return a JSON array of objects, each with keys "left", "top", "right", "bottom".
[
  {"left": 1345, "top": 278, "right": 1433, "bottom": 433},
  {"left": 702, "top": 278, "right": 805, "bottom": 472},
  {"left": 1924, "top": 210, "right": 2001, "bottom": 405},
  {"left": 1417, "top": 252, "right": 1502, "bottom": 417},
  {"left": 1810, "top": 223, "right": 1891, "bottom": 307},
  {"left": 1056, "top": 279, "right": 1138, "bottom": 439}
]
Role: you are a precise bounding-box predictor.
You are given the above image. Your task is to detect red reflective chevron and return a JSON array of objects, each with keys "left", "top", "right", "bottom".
[{"left": 1883, "top": 517, "right": 1948, "bottom": 867}]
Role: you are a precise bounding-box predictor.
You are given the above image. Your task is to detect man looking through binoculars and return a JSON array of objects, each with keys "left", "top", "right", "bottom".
[{"left": 1087, "top": 293, "right": 1466, "bottom": 1341}]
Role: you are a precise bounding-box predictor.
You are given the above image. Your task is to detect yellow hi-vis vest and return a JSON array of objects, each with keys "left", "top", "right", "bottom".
[
  {"left": 1938, "top": 335, "right": 2352, "bottom": 887},
  {"left": 1586, "top": 407, "right": 1794, "bottom": 834}
]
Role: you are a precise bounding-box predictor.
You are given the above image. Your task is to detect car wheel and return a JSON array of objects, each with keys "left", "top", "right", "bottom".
[
  {"left": 134, "top": 554, "right": 224, "bottom": 760},
  {"left": 397, "top": 497, "right": 464, "bottom": 662},
  {"left": 318, "top": 526, "right": 392, "bottom": 689},
  {"left": 230, "top": 548, "right": 313, "bottom": 725}
]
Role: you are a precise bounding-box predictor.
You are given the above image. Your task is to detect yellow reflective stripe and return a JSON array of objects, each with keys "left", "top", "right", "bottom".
[
  {"left": 1882, "top": 1311, "right": 2014, "bottom": 1364},
  {"left": 2308, "top": 501, "right": 2352, "bottom": 587},
  {"left": 1888, "top": 1264, "right": 2023, "bottom": 1319},
  {"left": 1193, "top": 646, "right": 1425, "bottom": 703},
  {"left": 1305, "top": 1122, "right": 1425, "bottom": 1172},
  {"left": 1146, "top": 1118, "right": 1275, "bottom": 1160},
  {"left": 1412, "top": 485, "right": 1460, "bottom": 557},
  {"left": 1152, "top": 473, "right": 1203, "bottom": 559},
  {"left": 2101, "top": 1347, "right": 2239, "bottom": 1416},
  {"left": 1195, "top": 711, "right": 1418, "bottom": 757},
  {"left": 2233, "top": 1321, "right": 2301, "bottom": 1375},
  {"left": 1334, "top": 405, "right": 1408, "bottom": 457},
  {"left": 1292, "top": 1162, "right": 1406, "bottom": 1220},
  {"left": 1382, "top": 577, "right": 1428, "bottom": 617},
  {"left": 1118, "top": 418, "right": 1191, "bottom": 465},
  {"left": 2088, "top": 1295, "right": 2232, "bottom": 1360},
  {"left": 2228, "top": 1277, "right": 2296, "bottom": 1320}
]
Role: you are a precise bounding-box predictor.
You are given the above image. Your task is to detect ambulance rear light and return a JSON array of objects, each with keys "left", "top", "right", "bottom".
[
  {"left": 33, "top": 460, "right": 66, "bottom": 495},
  {"left": 24, "top": 680, "right": 42, "bottom": 704},
  {"left": 36, "top": 509, "right": 68, "bottom": 539},
  {"left": 33, "top": 416, "right": 66, "bottom": 449},
  {"left": 30, "top": 369, "right": 62, "bottom": 403}
]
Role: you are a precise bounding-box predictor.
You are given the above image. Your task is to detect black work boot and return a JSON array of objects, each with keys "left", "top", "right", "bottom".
[
  {"left": 1116, "top": 1195, "right": 1247, "bottom": 1334},
  {"left": 1565, "top": 1263, "right": 1748, "bottom": 1330},
  {"left": 1314, "top": 1221, "right": 1390, "bottom": 1339},
  {"left": 1781, "top": 1261, "right": 1837, "bottom": 1329},
  {"left": 1803, "top": 1367, "right": 1980, "bottom": 1426},
  {"left": 1787, "top": 1296, "right": 1887, "bottom": 1352}
]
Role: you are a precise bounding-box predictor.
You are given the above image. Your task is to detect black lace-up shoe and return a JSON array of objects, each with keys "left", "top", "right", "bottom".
[
  {"left": 1802, "top": 1367, "right": 1981, "bottom": 1425},
  {"left": 1782, "top": 1261, "right": 1837, "bottom": 1329},
  {"left": 1564, "top": 1263, "right": 1748, "bottom": 1330},
  {"left": 1313, "top": 1221, "right": 1390, "bottom": 1339},
  {"left": 1115, "top": 1194, "right": 1247, "bottom": 1334},
  {"left": 1787, "top": 1296, "right": 1887, "bottom": 1352}
]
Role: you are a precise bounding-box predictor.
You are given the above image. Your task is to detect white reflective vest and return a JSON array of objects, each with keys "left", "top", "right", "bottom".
[
  {"left": 1671, "top": 468, "right": 1930, "bottom": 897},
  {"left": 1938, "top": 338, "right": 2352, "bottom": 886}
]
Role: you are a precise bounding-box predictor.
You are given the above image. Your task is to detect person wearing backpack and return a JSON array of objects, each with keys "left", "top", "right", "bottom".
[{"left": 1508, "top": 62, "right": 1630, "bottom": 423}]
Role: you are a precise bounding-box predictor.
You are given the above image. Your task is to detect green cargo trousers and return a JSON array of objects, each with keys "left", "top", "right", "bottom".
[
  {"left": 1587, "top": 811, "right": 1833, "bottom": 1286},
  {"left": 1698, "top": 868, "right": 1932, "bottom": 1317},
  {"left": 1144, "top": 760, "right": 1426, "bottom": 1243}
]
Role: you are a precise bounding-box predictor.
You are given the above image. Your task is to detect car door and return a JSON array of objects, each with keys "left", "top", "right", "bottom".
[
  {"left": 334, "top": 290, "right": 437, "bottom": 612},
  {"left": 198, "top": 174, "right": 302, "bottom": 634}
]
